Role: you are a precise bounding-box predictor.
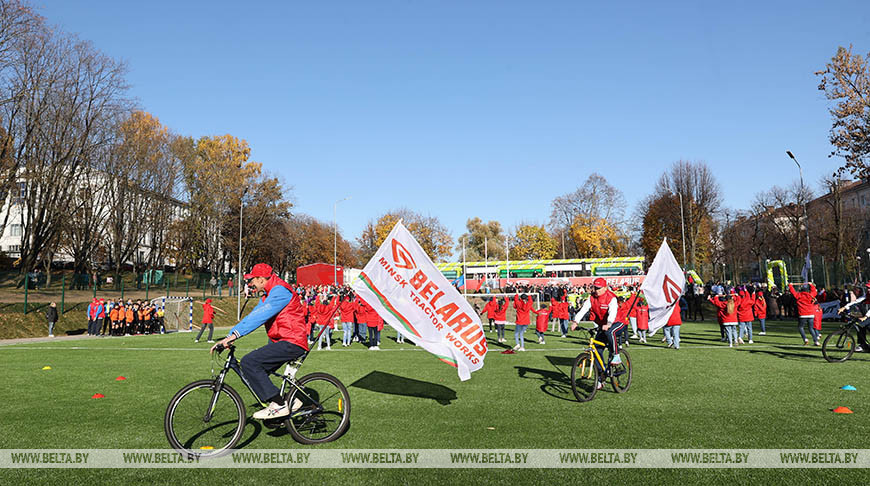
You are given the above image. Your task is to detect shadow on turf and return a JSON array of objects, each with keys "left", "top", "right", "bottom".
[
  {"left": 350, "top": 371, "right": 457, "bottom": 405},
  {"left": 514, "top": 355, "right": 584, "bottom": 402}
]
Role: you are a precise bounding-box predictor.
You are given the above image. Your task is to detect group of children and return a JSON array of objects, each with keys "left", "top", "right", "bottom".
[
  {"left": 86, "top": 298, "right": 166, "bottom": 337},
  {"left": 299, "top": 292, "right": 392, "bottom": 351},
  {"left": 478, "top": 292, "right": 657, "bottom": 351}
]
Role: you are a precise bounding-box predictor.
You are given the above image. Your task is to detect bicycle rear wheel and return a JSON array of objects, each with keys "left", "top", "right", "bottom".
[
  {"left": 165, "top": 380, "right": 246, "bottom": 457},
  {"left": 822, "top": 329, "right": 856, "bottom": 363},
  {"left": 609, "top": 348, "right": 632, "bottom": 393},
  {"left": 285, "top": 372, "right": 350, "bottom": 444},
  {"left": 570, "top": 352, "right": 600, "bottom": 402}
]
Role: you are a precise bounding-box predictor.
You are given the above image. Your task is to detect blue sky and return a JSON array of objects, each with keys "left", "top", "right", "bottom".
[{"left": 39, "top": 1, "right": 870, "bottom": 255}]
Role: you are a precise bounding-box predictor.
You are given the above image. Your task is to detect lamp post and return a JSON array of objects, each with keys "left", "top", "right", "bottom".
[
  {"left": 334, "top": 196, "right": 351, "bottom": 286},
  {"left": 859, "top": 256, "right": 863, "bottom": 283},
  {"left": 237, "top": 187, "right": 247, "bottom": 320},
  {"left": 786, "top": 151, "right": 813, "bottom": 283},
  {"left": 678, "top": 192, "right": 687, "bottom": 269}
]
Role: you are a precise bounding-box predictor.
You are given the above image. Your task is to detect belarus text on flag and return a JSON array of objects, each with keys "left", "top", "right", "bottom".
[
  {"left": 351, "top": 221, "right": 487, "bottom": 381},
  {"left": 639, "top": 238, "right": 685, "bottom": 336}
]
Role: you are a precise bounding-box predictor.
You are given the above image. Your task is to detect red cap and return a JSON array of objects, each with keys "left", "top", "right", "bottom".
[
  {"left": 592, "top": 278, "right": 607, "bottom": 288},
  {"left": 244, "top": 263, "right": 273, "bottom": 280}
]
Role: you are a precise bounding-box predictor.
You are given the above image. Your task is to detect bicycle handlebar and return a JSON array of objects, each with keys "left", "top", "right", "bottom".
[{"left": 214, "top": 343, "right": 235, "bottom": 354}]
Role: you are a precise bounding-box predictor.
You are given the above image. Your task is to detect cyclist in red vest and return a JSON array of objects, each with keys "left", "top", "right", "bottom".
[
  {"left": 212, "top": 263, "right": 311, "bottom": 421},
  {"left": 570, "top": 278, "right": 627, "bottom": 366}
]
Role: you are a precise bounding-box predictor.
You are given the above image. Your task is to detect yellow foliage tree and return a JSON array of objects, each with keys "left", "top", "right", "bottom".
[
  {"left": 510, "top": 224, "right": 557, "bottom": 260},
  {"left": 570, "top": 215, "right": 626, "bottom": 257},
  {"left": 358, "top": 209, "right": 453, "bottom": 262}
]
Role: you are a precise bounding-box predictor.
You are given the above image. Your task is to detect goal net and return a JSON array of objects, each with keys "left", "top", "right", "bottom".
[{"left": 152, "top": 297, "right": 193, "bottom": 332}]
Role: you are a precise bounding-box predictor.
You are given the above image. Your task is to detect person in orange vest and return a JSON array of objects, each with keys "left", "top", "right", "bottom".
[
  {"left": 124, "top": 304, "right": 135, "bottom": 336},
  {"left": 109, "top": 302, "right": 121, "bottom": 336},
  {"left": 195, "top": 298, "right": 216, "bottom": 343},
  {"left": 533, "top": 303, "right": 550, "bottom": 345}
]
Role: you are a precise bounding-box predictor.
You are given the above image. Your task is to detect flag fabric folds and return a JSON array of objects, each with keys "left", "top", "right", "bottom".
[
  {"left": 352, "top": 222, "right": 487, "bottom": 380},
  {"left": 639, "top": 238, "right": 685, "bottom": 336}
]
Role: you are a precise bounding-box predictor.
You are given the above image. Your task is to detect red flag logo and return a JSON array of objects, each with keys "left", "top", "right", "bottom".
[
  {"left": 662, "top": 275, "right": 681, "bottom": 303},
  {"left": 391, "top": 239, "right": 417, "bottom": 270}
]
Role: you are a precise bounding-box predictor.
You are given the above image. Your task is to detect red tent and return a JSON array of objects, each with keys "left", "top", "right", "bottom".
[{"left": 297, "top": 263, "right": 343, "bottom": 286}]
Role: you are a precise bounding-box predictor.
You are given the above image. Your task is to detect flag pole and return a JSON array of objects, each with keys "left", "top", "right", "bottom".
[
  {"left": 462, "top": 239, "right": 467, "bottom": 297},
  {"left": 484, "top": 236, "right": 488, "bottom": 290}
]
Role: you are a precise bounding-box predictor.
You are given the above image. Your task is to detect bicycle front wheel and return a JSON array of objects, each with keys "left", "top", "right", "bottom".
[
  {"left": 165, "top": 380, "right": 246, "bottom": 457},
  {"left": 822, "top": 329, "right": 856, "bottom": 363},
  {"left": 285, "top": 372, "right": 351, "bottom": 444},
  {"left": 609, "top": 348, "right": 632, "bottom": 393},
  {"left": 570, "top": 352, "right": 600, "bottom": 402}
]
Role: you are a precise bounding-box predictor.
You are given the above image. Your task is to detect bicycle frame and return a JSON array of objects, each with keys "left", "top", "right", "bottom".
[{"left": 206, "top": 325, "right": 332, "bottom": 420}]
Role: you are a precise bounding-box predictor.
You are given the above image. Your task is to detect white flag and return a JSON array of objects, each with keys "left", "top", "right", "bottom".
[
  {"left": 639, "top": 238, "right": 685, "bottom": 336},
  {"left": 351, "top": 221, "right": 487, "bottom": 380}
]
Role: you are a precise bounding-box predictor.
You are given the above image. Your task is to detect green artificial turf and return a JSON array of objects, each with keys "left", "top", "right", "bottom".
[{"left": 1, "top": 318, "right": 869, "bottom": 485}]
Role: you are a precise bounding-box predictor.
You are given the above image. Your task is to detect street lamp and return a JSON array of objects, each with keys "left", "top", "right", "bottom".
[
  {"left": 237, "top": 187, "right": 248, "bottom": 320},
  {"left": 786, "top": 150, "right": 813, "bottom": 283},
  {"left": 859, "top": 256, "right": 863, "bottom": 283},
  {"left": 334, "top": 196, "right": 351, "bottom": 286}
]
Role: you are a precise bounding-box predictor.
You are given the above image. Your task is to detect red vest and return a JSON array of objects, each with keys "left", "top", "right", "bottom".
[
  {"left": 263, "top": 275, "right": 310, "bottom": 350},
  {"left": 588, "top": 290, "right": 616, "bottom": 327}
]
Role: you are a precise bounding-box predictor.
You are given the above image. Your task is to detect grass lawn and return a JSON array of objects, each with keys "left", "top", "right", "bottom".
[{"left": 1, "top": 318, "right": 869, "bottom": 485}]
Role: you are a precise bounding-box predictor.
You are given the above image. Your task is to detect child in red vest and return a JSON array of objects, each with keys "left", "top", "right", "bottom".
[
  {"left": 636, "top": 299, "right": 649, "bottom": 343},
  {"left": 533, "top": 303, "right": 550, "bottom": 345}
]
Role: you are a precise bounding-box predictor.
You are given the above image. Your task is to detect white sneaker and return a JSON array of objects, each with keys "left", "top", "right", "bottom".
[
  {"left": 207, "top": 340, "right": 215, "bottom": 343},
  {"left": 519, "top": 347, "right": 525, "bottom": 351},
  {"left": 631, "top": 334, "right": 638, "bottom": 339},
  {"left": 748, "top": 340, "right": 754, "bottom": 344},
  {"left": 729, "top": 343, "right": 733, "bottom": 348},
  {"left": 612, "top": 354, "right": 623, "bottom": 365},
  {"left": 513, "top": 345, "right": 520, "bottom": 350},
  {"left": 759, "top": 332, "right": 766, "bottom": 336},
  {"left": 326, "top": 346, "right": 331, "bottom": 350},
  {"left": 253, "top": 401, "right": 290, "bottom": 420},
  {"left": 737, "top": 338, "right": 744, "bottom": 344},
  {"left": 48, "top": 334, "right": 54, "bottom": 338}
]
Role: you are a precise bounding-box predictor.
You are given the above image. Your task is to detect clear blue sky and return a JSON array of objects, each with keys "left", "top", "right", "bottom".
[{"left": 39, "top": 1, "right": 870, "bottom": 257}]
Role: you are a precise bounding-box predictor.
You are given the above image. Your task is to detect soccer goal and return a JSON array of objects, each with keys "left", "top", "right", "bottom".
[{"left": 152, "top": 297, "right": 194, "bottom": 332}]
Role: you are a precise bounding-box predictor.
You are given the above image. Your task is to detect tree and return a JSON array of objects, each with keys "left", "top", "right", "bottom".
[
  {"left": 654, "top": 160, "right": 722, "bottom": 269},
  {"left": 549, "top": 173, "right": 626, "bottom": 258},
  {"left": 573, "top": 214, "right": 627, "bottom": 258},
  {"left": 283, "top": 214, "right": 355, "bottom": 275},
  {"left": 509, "top": 224, "right": 557, "bottom": 260},
  {"left": 817, "top": 46, "right": 870, "bottom": 178},
  {"left": 357, "top": 209, "right": 452, "bottom": 262},
  {"left": 455, "top": 217, "right": 505, "bottom": 261},
  {"left": 751, "top": 182, "right": 813, "bottom": 263}
]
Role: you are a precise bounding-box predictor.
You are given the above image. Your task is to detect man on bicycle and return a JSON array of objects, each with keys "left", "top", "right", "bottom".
[
  {"left": 212, "top": 263, "right": 311, "bottom": 420},
  {"left": 838, "top": 282, "right": 870, "bottom": 352},
  {"left": 570, "top": 278, "right": 626, "bottom": 368}
]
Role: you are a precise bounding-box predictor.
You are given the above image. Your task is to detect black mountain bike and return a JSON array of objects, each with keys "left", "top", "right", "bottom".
[
  {"left": 822, "top": 312, "right": 869, "bottom": 363},
  {"left": 164, "top": 335, "right": 350, "bottom": 457}
]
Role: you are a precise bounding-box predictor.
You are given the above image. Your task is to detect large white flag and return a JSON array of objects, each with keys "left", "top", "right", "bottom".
[
  {"left": 639, "top": 238, "right": 685, "bottom": 336},
  {"left": 351, "top": 221, "right": 487, "bottom": 380}
]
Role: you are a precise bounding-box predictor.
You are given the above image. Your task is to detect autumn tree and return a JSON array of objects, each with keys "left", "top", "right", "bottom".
[
  {"left": 574, "top": 214, "right": 627, "bottom": 258},
  {"left": 653, "top": 160, "right": 721, "bottom": 269},
  {"left": 283, "top": 214, "right": 355, "bottom": 276},
  {"left": 817, "top": 46, "right": 870, "bottom": 177},
  {"left": 357, "top": 208, "right": 452, "bottom": 262},
  {"left": 455, "top": 217, "right": 505, "bottom": 261},
  {"left": 509, "top": 224, "right": 557, "bottom": 260},
  {"left": 549, "top": 173, "right": 626, "bottom": 258}
]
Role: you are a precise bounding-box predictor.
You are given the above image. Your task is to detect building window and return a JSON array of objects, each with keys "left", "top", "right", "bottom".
[
  {"left": 9, "top": 224, "right": 21, "bottom": 237},
  {"left": 7, "top": 245, "right": 20, "bottom": 253}
]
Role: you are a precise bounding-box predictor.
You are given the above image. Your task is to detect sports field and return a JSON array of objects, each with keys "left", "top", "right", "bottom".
[{"left": 1, "top": 318, "right": 869, "bottom": 485}]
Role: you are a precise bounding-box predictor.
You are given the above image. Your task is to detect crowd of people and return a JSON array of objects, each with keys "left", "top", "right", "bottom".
[{"left": 80, "top": 298, "right": 167, "bottom": 337}]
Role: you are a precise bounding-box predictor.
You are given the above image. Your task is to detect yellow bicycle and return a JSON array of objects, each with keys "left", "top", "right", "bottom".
[{"left": 570, "top": 326, "right": 632, "bottom": 402}]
